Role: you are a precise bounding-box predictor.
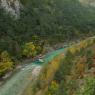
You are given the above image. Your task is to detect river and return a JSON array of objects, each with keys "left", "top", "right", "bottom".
[{"left": 0, "top": 48, "right": 64, "bottom": 95}]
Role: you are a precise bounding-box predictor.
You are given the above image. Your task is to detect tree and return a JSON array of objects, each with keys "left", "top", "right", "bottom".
[
  {"left": 22, "top": 42, "right": 37, "bottom": 58},
  {"left": 0, "top": 51, "right": 13, "bottom": 77},
  {"left": 46, "top": 80, "right": 59, "bottom": 95}
]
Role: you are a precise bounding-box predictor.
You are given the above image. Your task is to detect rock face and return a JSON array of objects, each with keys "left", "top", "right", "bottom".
[
  {"left": 0, "top": 0, "right": 21, "bottom": 18},
  {"left": 79, "top": 0, "right": 95, "bottom": 7}
]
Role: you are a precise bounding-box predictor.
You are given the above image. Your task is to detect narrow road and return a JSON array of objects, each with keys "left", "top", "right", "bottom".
[{"left": 0, "top": 48, "right": 64, "bottom": 95}]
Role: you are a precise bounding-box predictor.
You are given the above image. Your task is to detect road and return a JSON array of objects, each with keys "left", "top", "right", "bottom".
[{"left": 0, "top": 48, "right": 64, "bottom": 95}]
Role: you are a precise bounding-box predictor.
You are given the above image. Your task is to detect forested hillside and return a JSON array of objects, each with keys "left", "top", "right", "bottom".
[
  {"left": 1, "top": 0, "right": 95, "bottom": 77},
  {"left": 1, "top": 0, "right": 95, "bottom": 54}
]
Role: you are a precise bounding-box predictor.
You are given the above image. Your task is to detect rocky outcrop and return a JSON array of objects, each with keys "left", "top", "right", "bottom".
[
  {"left": 79, "top": 0, "right": 95, "bottom": 7},
  {"left": 0, "top": 0, "right": 21, "bottom": 18}
]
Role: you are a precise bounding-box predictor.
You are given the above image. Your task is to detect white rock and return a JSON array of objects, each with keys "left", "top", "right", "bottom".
[{"left": 0, "top": 0, "right": 21, "bottom": 18}]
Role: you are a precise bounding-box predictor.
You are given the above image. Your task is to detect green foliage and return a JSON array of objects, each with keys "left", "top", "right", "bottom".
[
  {"left": 86, "top": 50, "right": 93, "bottom": 69},
  {"left": 76, "top": 77, "right": 95, "bottom": 95},
  {"left": 1, "top": 0, "right": 95, "bottom": 56},
  {"left": 20, "top": 0, "right": 30, "bottom": 5},
  {"left": 0, "top": 51, "right": 13, "bottom": 76},
  {"left": 22, "top": 42, "right": 43, "bottom": 58},
  {"left": 22, "top": 42, "right": 37, "bottom": 58},
  {"left": 46, "top": 81, "right": 59, "bottom": 95}
]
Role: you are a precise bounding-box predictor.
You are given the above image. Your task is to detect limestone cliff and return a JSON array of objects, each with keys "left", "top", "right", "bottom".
[{"left": 0, "top": 0, "right": 21, "bottom": 18}]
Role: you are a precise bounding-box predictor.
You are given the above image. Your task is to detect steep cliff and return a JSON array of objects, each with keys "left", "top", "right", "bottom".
[{"left": 0, "top": 0, "right": 21, "bottom": 18}]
